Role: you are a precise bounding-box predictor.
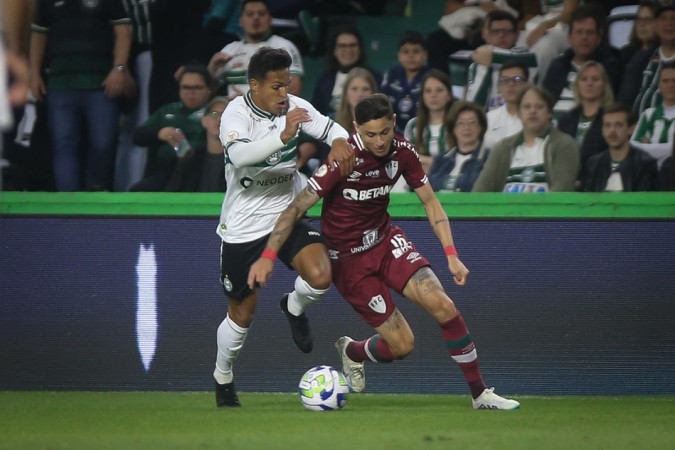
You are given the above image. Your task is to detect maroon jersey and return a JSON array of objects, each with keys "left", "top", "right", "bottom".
[{"left": 307, "top": 133, "right": 427, "bottom": 257}]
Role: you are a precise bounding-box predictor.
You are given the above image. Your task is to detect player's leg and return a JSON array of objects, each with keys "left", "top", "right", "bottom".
[
  {"left": 278, "top": 220, "right": 331, "bottom": 353},
  {"left": 214, "top": 292, "right": 256, "bottom": 407},
  {"left": 402, "top": 266, "right": 519, "bottom": 410},
  {"left": 331, "top": 243, "right": 411, "bottom": 392},
  {"left": 213, "top": 239, "right": 264, "bottom": 407}
]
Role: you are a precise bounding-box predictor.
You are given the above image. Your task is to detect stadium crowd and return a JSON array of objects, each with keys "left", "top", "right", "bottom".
[{"left": 1, "top": 0, "right": 674, "bottom": 192}]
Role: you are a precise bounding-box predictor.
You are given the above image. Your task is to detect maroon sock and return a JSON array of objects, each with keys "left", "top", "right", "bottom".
[
  {"left": 346, "top": 334, "right": 397, "bottom": 362},
  {"left": 440, "top": 313, "right": 486, "bottom": 398}
]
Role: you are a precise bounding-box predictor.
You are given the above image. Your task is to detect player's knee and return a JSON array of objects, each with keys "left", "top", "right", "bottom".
[
  {"left": 391, "top": 333, "right": 415, "bottom": 359},
  {"left": 434, "top": 296, "right": 458, "bottom": 323},
  {"left": 304, "top": 266, "right": 332, "bottom": 291}
]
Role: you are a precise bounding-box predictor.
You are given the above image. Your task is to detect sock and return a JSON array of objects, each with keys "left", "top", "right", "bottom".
[
  {"left": 347, "top": 334, "right": 397, "bottom": 363},
  {"left": 214, "top": 315, "right": 248, "bottom": 385},
  {"left": 440, "top": 313, "right": 486, "bottom": 399},
  {"left": 287, "top": 276, "right": 328, "bottom": 316}
]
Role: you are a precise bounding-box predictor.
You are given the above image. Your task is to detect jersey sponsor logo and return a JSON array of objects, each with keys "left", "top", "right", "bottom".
[
  {"left": 226, "top": 131, "right": 239, "bottom": 142},
  {"left": 266, "top": 151, "right": 281, "bottom": 165},
  {"left": 314, "top": 164, "right": 328, "bottom": 177},
  {"left": 368, "top": 294, "right": 387, "bottom": 314},
  {"left": 391, "top": 233, "right": 412, "bottom": 259},
  {"left": 385, "top": 161, "right": 399, "bottom": 179},
  {"left": 240, "top": 173, "right": 294, "bottom": 189},
  {"left": 240, "top": 177, "right": 253, "bottom": 188},
  {"left": 366, "top": 169, "right": 380, "bottom": 177},
  {"left": 343, "top": 185, "right": 392, "bottom": 201}
]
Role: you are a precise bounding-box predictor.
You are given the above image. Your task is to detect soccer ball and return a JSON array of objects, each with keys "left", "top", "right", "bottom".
[{"left": 298, "top": 365, "right": 349, "bottom": 411}]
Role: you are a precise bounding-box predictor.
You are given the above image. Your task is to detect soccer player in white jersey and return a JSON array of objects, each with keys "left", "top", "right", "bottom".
[
  {"left": 249, "top": 94, "right": 520, "bottom": 410},
  {"left": 213, "top": 47, "right": 353, "bottom": 407},
  {"left": 207, "top": 0, "right": 304, "bottom": 97}
]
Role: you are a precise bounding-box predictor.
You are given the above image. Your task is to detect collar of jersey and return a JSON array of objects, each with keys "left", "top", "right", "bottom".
[{"left": 245, "top": 91, "right": 279, "bottom": 120}]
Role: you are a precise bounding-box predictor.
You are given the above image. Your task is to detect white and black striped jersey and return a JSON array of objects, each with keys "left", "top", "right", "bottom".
[{"left": 217, "top": 91, "right": 348, "bottom": 243}]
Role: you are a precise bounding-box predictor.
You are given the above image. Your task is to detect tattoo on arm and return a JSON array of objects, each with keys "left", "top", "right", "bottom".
[
  {"left": 412, "top": 267, "right": 444, "bottom": 296},
  {"left": 267, "top": 186, "right": 319, "bottom": 251}
]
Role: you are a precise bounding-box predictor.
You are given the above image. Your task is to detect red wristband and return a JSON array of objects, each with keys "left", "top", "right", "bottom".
[
  {"left": 261, "top": 248, "right": 277, "bottom": 262},
  {"left": 444, "top": 245, "right": 458, "bottom": 257}
]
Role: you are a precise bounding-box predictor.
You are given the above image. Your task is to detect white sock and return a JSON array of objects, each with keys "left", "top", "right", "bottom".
[
  {"left": 214, "top": 315, "right": 248, "bottom": 384},
  {"left": 287, "top": 276, "right": 329, "bottom": 316}
]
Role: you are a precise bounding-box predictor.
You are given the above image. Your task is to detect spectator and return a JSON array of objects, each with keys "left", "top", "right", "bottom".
[
  {"left": 465, "top": 10, "right": 537, "bottom": 112},
  {"left": 427, "top": 0, "right": 519, "bottom": 73},
  {"left": 618, "top": 4, "right": 675, "bottom": 115},
  {"left": 335, "top": 67, "right": 378, "bottom": 136},
  {"left": 404, "top": 69, "right": 455, "bottom": 172},
  {"left": 115, "top": 0, "right": 155, "bottom": 192},
  {"left": 542, "top": 4, "right": 621, "bottom": 117},
  {"left": 523, "top": 0, "right": 578, "bottom": 84},
  {"left": 131, "top": 65, "right": 213, "bottom": 191},
  {"left": 585, "top": 102, "right": 657, "bottom": 192},
  {"left": 311, "top": 24, "right": 382, "bottom": 117},
  {"left": 483, "top": 59, "right": 528, "bottom": 150},
  {"left": 380, "top": 30, "right": 430, "bottom": 133},
  {"left": 557, "top": 61, "right": 613, "bottom": 183},
  {"left": 428, "top": 101, "right": 490, "bottom": 192},
  {"left": 207, "top": 0, "right": 303, "bottom": 97},
  {"left": 620, "top": 1, "right": 658, "bottom": 68},
  {"left": 473, "top": 85, "right": 579, "bottom": 192},
  {"left": 631, "top": 61, "right": 675, "bottom": 169},
  {"left": 29, "top": 0, "right": 132, "bottom": 191},
  {"left": 542, "top": 5, "right": 623, "bottom": 117},
  {"left": 0, "top": 0, "right": 31, "bottom": 192},
  {"left": 165, "top": 95, "right": 229, "bottom": 192}
]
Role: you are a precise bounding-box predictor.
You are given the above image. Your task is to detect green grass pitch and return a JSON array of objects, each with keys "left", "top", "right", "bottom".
[{"left": 1, "top": 392, "right": 673, "bottom": 450}]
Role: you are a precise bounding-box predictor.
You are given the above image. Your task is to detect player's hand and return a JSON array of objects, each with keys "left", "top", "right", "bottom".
[
  {"left": 247, "top": 258, "right": 275, "bottom": 289},
  {"left": 280, "top": 107, "right": 311, "bottom": 143},
  {"left": 327, "top": 138, "right": 355, "bottom": 176},
  {"left": 448, "top": 256, "right": 469, "bottom": 286}
]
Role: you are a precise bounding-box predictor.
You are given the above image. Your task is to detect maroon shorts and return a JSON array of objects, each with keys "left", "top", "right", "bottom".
[{"left": 331, "top": 226, "right": 430, "bottom": 327}]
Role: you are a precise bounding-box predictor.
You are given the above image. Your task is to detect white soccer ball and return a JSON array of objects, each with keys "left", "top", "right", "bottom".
[{"left": 298, "top": 365, "right": 349, "bottom": 411}]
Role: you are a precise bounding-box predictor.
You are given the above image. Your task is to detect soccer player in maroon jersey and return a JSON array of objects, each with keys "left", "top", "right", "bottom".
[{"left": 248, "top": 94, "right": 519, "bottom": 409}]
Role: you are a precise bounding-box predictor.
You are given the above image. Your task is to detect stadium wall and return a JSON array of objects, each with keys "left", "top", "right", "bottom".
[{"left": 1, "top": 193, "right": 674, "bottom": 395}]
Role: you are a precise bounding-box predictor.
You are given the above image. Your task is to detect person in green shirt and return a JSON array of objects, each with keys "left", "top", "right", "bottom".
[{"left": 131, "top": 65, "right": 213, "bottom": 191}]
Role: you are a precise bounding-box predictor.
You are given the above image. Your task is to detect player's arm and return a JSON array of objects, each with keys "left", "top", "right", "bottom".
[
  {"left": 294, "top": 97, "right": 355, "bottom": 175},
  {"left": 247, "top": 186, "right": 321, "bottom": 288},
  {"left": 414, "top": 183, "right": 469, "bottom": 286}
]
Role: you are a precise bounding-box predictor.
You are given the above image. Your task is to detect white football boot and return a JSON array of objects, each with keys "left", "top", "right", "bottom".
[
  {"left": 335, "top": 336, "right": 365, "bottom": 393},
  {"left": 472, "top": 387, "right": 520, "bottom": 410}
]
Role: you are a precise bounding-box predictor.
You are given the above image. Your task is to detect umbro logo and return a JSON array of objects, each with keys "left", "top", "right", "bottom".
[{"left": 348, "top": 171, "right": 362, "bottom": 181}]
